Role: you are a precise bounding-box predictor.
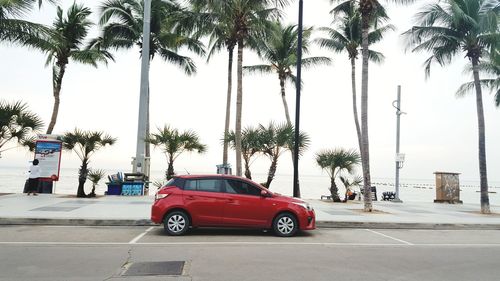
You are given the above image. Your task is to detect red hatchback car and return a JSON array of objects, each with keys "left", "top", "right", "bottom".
[{"left": 151, "top": 175, "right": 315, "bottom": 237}]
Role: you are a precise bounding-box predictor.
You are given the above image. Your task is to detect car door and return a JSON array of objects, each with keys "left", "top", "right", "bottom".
[
  {"left": 183, "top": 178, "right": 226, "bottom": 226},
  {"left": 221, "top": 179, "right": 271, "bottom": 227}
]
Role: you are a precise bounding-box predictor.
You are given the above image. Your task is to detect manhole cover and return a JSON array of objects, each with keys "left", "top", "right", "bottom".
[{"left": 122, "top": 261, "right": 185, "bottom": 276}]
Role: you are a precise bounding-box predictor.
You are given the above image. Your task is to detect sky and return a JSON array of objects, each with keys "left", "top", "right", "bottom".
[{"left": 1, "top": 0, "right": 499, "bottom": 185}]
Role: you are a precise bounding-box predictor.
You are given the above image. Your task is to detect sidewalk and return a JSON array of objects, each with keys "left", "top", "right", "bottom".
[{"left": 0, "top": 193, "right": 499, "bottom": 229}]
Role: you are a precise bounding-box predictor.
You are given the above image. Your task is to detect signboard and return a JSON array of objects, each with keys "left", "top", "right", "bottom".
[
  {"left": 396, "top": 153, "right": 406, "bottom": 163},
  {"left": 34, "top": 140, "right": 62, "bottom": 181}
]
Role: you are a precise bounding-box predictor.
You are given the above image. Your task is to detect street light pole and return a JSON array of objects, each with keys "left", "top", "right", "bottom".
[
  {"left": 293, "top": 0, "right": 303, "bottom": 198},
  {"left": 134, "top": 0, "right": 151, "bottom": 174},
  {"left": 393, "top": 85, "right": 404, "bottom": 202}
]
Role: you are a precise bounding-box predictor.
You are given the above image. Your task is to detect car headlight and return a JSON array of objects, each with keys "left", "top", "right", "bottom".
[
  {"left": 294, "top": 202, "right": 313, "bottom": 211},
  {"left": 155, "top": 193, "right": 170, "bottom": 200}
]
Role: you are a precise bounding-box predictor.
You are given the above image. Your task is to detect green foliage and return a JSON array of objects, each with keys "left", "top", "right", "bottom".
[
  {"left": 93, "top": 0, "right": 204, "bottom": 74},
  {"left": 315, "top": 148, "right": 361, "bottom": 181},
  {"left": 87, "top": 169, "right": 106, "bottom": 186},
  {"left": 147, "top": 125, "right": 207, "bottom": 159},
  {"left": 62, "top": 129, "right": 116, "bottom": 162},
  {"left": 0, "top": 100, "right": 43, "bottom": 154}
]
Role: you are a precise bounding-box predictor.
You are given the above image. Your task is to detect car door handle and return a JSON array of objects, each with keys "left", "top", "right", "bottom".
[
  {"left": 186, "top": 196, "right": 196, "bottom": 200},
  {"left": 226, "top": 199, "right": 236, "bottom": 204}
]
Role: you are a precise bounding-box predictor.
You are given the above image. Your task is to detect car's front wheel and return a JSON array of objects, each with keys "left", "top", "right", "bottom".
[
  {"left": 164, "top": 211, "right": 190, "bottom": 236},
  {"left": 273, "top": 213, "right": 298, "bottom": 237}
]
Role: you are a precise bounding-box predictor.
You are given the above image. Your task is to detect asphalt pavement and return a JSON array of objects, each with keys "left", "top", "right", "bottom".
[{"left": 1, "top": 193, "right": 499, "bottom": 229}]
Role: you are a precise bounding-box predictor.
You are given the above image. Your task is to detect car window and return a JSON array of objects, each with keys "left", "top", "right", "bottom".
[
  {"left": 225, "top": 179, "right": 261, "bottom": 196},
  {"left": 184, "top": 179, "right": 222, "bottom": 193}
]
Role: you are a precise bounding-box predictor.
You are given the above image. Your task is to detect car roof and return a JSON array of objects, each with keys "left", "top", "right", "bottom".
[{"left": 175, "top": 174, "right": 246, "bottom": 180}]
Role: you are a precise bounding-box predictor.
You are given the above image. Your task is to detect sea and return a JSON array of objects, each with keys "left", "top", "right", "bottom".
[{"left": 1, "top": 166, "right": 499, "bottom": 206}]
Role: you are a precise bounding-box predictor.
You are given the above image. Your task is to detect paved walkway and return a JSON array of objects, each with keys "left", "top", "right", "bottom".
[{"left": 0, "top": 193, "right": 499, "bottom": 229}]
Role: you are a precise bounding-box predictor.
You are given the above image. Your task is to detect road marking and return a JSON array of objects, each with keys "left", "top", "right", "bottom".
[
  {"left": 1, "top": 241, "right": 500, "bottom": 247},
  {"left": 129, "top": 226, "right": 154, "bottom": 244},
  {"left": 365, "top": 229, "right": 414, "bottom": 245}
]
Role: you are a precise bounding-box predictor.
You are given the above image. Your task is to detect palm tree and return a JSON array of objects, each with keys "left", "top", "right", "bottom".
[
  {"left": 147, "top": 125, "right": 207, "bottom": 180},
  {"left": 259, "top": 122, "right": 310, "bottom": 188},
  {"left": 315, "top": 1, "right": 392, "bottom": 153},
  {"left": 87, "top": 169, "right": 106, "bottom": 198},
  {"left": 315, "top": 148, "right": 361, "bottom": 202},
  {"left": 244, "top": 22, "right": 332, "bottom": 126},
  {"left": 0, "top": 100, "right": 44, "bottom": 157},
  {"left": 457, "top": 50, "right": 500, "bottom": 107},
  {"left": 404, "top": 0, "right": 499, "bottom": 214},
  {"left": 225, "top": 126, "right": 263, "bottom": 179},
  {"left": 340, "top": 175, "right": 363, "bottom": 201},
  {"left": 0, "top": 0, "right": 54, "bottom": 44},
  {"left": 94, "top": 0, "right": 205, "bottom": 166},
  {"left": 63, "top": 129, "right": 116, "bottom": 198},
  {"left": 334, "top": 0, "right": 415, "bottom": 212},
  {"left": 187, "top": 0, "right": 238, "bottom": 167},
  {"left": 25, "top": 3, "right": 113, "bottom": 134}
]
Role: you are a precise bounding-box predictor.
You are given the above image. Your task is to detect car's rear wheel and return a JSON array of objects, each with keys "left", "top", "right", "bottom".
[
  {"left": 273, "top": 213, "right": 298, "bottom": 237},
  {"left": 164, "top": 211, "right": 190, "bottom": 236}
]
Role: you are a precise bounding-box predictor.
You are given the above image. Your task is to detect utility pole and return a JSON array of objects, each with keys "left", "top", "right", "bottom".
[
  {"left": 133, "top": 0, "right": 151, "bottom": 175},
  {"left": 293, "top": 0, "right": 303, "bottom": 198},
  {"left": 393, "top": 85, "right": 404, "bottom": 202}
]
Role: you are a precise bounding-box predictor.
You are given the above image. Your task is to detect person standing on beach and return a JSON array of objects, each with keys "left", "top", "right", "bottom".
[{"left": 27, "top": 159, "right": 41, "bottom": 196}]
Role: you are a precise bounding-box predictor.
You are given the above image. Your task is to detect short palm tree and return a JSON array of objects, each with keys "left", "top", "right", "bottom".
[
  {"left": 259, "top": 122, "right": 310, "bottom": 188},
  {"left": 315, "top": 148, "right": 361, "bottom": 202},
  {"left": 225, "top": 126, "right": 263, "bottom": 180},
  {"left": 245, "top": 22, "right": 332, "bottom": 126},
  {"left": 0, "top": 100, "right": 44, "bottom": 156},
  {"left": 87, "top": 169, "right": 106, "bottom": 198},
  {"left": 315, "top": 1, "right": 392, "bottom": 153},
  {"left": 63, "top": 129, "right": 116, "bottom": 198},
  {"left": 340, "top": 175, "right": 363, "bottom": 201},
  {"left": 403, "top": 0, "right": 499, "bottom": 214},
  {"left": 333, "top": 0, "right": 416, "bottom": 212},
  {"left": 147, "top": 125, "right": 207, "bottom": 180},
  {"left": 0, "top": 0, "right": 54, "bottom": 44}
]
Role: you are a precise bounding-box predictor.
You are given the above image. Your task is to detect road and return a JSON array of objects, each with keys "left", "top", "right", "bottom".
[{"left": 1, "top": 226, "right": 500, "bottom": 281}]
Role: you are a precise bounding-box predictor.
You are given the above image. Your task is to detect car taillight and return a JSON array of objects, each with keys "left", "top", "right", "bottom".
[{"left": 155, "top": 193, "right": 170, "bottom": 200}]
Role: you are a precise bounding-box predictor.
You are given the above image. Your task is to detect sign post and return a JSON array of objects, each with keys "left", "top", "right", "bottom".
[{"left": 34, "top": 135, "right": 63, "bottom": 193}]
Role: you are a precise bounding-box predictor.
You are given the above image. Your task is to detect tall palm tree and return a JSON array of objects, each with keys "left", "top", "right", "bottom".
[
  {"left": 404, "top": 0, "right": 499, "bottom": 214},
  {"left": 225, "top": 126, "right": 263, "bottom": 179},
  {"left": 244, "top": 22, "right": 332, "bottom": 126},
  {"left": 28, "top": 3, "right": 114, "bottom": 134},
  {"left": 0, "top": 0, "right": 55, "bottom": 44},
  {"left": 457, "top": 50, "right": 500, "bottom": 107},
  {"left": 147, "top": 125, "right": 207, "bottom": 180},
  {"left": 187, "top": 0, "right": 238, "bottom": 167},
  {"left": 315, "top": 1, "right": 392, "bottom": 154},
  {"left": 63, "top": 129, "right": 116, "bottom": 198},
  {"left": 334, "top": 0, "right": 416, "bottom": 212},
  {"left": 259, "top": 122, "right": 310, "bottom": 188},
  {"left": 0, "top": 100, "right": 44, "bottom": 156},
  {"left": 315, "top": 148, "right": 361, "bottom": 202},
  {"left": 94, "top": 0, "right": 205, "bottom": 167}
]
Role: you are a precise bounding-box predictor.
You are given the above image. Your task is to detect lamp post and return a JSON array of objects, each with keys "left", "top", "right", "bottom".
[
  {"left": 134, "top": 0, "right": 152, "bottom": 174},
  {"left": 393, "top": 85, "right": 404, "bottom": 202},
  {"left": 293, "top": 0, "right": 303, "bottom": 198}
]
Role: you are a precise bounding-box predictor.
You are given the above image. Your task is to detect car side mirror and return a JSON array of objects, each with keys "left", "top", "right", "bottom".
[{"left": 261, "top": 190, "right": 272, "bottom": 198}]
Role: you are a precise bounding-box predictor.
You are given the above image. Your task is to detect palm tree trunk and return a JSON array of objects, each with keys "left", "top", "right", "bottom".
[
  {"left": 166, "top": 154, "right": 175, "bottom": 180},
  {"left": 280, "top": 77, "right": 292, "bottom": 126},
  {"left": 472, "top": 57, "right": 490, "bottom": 214},
  {"left": 360, "top": 11, "right": 372, "bottom": 212},
  {"left": 46, "top": 63, "right": 67, "bottom": 134},
  {"left": 77, "top": 159, "right": 88, "bottom": 198},
  {"left": 244, "top": 155, "right": 252, "bottom": 179},
  {"left": 266, "top": 155, "right": 278, "bottom": 188},
  {"left": 351, "top": 58, "right": 363, "bottom": 154},
  {"left": 223, "top": 47, "right": 234, "bottom": 166},
  {"left": 329, "top": 176, "right": 341, "bottom": 202},
  {"left": 235, "top": 40, "right": 243, "bottom": 176}
]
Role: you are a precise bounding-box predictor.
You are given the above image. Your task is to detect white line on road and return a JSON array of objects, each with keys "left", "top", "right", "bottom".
[
  {"left": 365, "top": 229, "right": 414, "bottom": 245},
  {"left": 129, "top": 226, "right": 154, "bottom": 244}
]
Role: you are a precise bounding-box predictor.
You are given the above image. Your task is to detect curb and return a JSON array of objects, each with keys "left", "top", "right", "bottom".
[
  {"left": 1, "top": 218, "right": 500, "bottom": 230},
  {"left": 316, "top": 220, "right": 500, "bottom": 230}
]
